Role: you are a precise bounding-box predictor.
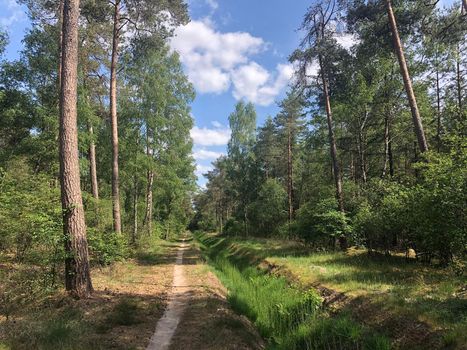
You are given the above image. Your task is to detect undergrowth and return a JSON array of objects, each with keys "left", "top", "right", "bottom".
[{"left": 196, "top": 232, "right": 391, "bottom": 350}]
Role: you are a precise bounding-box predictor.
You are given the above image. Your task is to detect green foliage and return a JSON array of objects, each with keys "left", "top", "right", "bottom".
[
  {"left": 0, "top": 158, "right": 62, "bottom": 267},
  {"left": 86, "top": 229, "right": 129, "bottom": 266},
  {"left": 294, "top": 198, "right": 351, "bottom": 248},
  {"left": 248, "top": 179, "right": 288, "bottom": 236}
]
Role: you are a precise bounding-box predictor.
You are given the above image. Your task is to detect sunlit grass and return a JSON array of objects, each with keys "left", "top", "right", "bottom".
[{"left": 197, "top": 233, "right": 391, "bottom": 350}]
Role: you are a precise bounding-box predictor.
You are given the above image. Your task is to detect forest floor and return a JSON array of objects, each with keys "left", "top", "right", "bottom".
[
  {"left": 0, "top": 237, "right": 263, "bottom": 350},
  {"left": 197, "top": 233, "right": 467, "bottom": 350}
]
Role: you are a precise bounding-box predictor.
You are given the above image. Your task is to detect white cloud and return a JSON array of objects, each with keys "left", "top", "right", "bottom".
[
  {"left": 190, "top": 126, "right": 231, "bottom": 146},
  {"left": 0, "top": 0, "right": 26, "bottom": 27},
  {"left": 195, "top": 164, "right": 213, "bottom": 177},
  {"left": 211, "top": 121, "right": 223, "bottom": 128},
  {"left": 171, "top": 20, "right": 265, "bottom": 94},
  {"left": 171, "top": 20, "right": 293, "bottom": 105},
  {"left": 193, "top": 149, "right": 224, "bottom": 160},
  {"left": 232, "top": 62, "right": 294, "bottom": 106}
]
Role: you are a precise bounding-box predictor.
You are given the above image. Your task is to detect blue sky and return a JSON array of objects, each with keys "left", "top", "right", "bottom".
[{"left": 0, "top": 0, "right": 458, "bottom": 187}]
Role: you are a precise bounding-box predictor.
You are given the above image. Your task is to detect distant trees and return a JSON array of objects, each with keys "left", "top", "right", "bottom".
[{"left": 193, "top": 0, "right": 466, "bottom": 262}]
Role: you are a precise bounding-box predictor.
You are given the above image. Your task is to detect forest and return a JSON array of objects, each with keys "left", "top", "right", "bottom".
[{"left": 0, "top": 0, "right": 465, "bottom": 349}]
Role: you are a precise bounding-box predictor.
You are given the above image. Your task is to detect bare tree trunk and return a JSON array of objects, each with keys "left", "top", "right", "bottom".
[
  {"left": 435, "top": 68, "right": 442, "bottom": 152},
  {"left": 287, "top": 121, "right": 293, "bottom": 222},
  {"left": 110, "top": 0, "right": 122, "bottom": 233},
  {"left": 357, "top": 134, "right": 366, "bottom": 183},
  {"left": 88, "top": 120, "right": 99, "bottom": 199},
  {"left": 386, "top": 0, "right": 428, "bottom": 153},
  {"left": 57, "top": 0, "right": 64, "bottom": 93},
  {"left": 59, "top": 0, "right": 93, "bottom": 298},
  {"left": 132, "top": 177, "right": 138, "bottom": 245},
  {"left": 144, "top": 170, "right": 154, "bottom": 234},
  {"left": 456, "top": 45, "right": 463, "bottom": 113},
  {"left": 382, "top": 112, "right": 391, "bottom": 178},
  {"left": 319, "top": 54, "right": 344, "bottom": 212}
]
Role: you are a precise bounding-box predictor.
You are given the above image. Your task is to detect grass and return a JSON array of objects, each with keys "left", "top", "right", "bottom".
[
  {"left": 196, "top": 233, "right": 391, "bottom": 350},
  {"left": 0, "top": 238, "right": 175, "bottom": 350},
  {"left": 196, "top": 232, "right": 467, "bottom": 349}
]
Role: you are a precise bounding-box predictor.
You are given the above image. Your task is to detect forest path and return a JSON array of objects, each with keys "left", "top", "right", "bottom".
[
  {"left": 146, "top": 241, "right": 191, "bottom": 350},
  {"left": 147, "top": 238, "right": 264, "bottom": 350}
]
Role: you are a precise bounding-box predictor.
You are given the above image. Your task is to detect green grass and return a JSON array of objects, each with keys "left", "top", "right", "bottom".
[
  {"left": 196, "top": 233, "right": 391, "bottom": 350},
  {"left": 197, "top": 233, "right": 467, "bottom": 349}
]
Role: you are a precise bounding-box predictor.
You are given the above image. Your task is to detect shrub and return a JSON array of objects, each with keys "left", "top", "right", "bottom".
[{"left": 293, "top": 198, "right": 352, "bottom": 248}]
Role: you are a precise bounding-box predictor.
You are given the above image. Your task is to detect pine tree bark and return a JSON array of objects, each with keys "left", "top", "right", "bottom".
[
  {"left": 59, "top": 0, "right": 93, "bottom": 298},
  {"left": 319, "top": 54, "right": 344, "bottom": 212},
  {"left": 57, "top": 0, "right": 64, "bottom": 92},
  {"left": 386, "top": 0, "right": 428, "bottom": 153},
  {"left": 110, "top": 0, "right": 122, "bottom": 233}
]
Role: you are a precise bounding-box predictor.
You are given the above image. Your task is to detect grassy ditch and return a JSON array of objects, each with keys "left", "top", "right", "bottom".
[{"left": 196, "top": 233, "right": 391, "bottom": 350}]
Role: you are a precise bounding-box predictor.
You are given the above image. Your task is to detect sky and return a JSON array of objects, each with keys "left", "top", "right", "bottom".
[{"left": 0, "top": 0, "right": 458, "bottom": 187}]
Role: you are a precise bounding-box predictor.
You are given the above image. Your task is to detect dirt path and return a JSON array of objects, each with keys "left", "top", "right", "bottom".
[
  {"left": 146, "top": 243, "right": 191, "bottom": 350},
  {"left": 147, "top": 240, "right": 264, "bottom": 350}
]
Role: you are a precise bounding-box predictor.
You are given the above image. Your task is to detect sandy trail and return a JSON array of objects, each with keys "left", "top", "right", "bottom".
[{"left": 146, "top": 242, "right": 191, "bottom": 350}]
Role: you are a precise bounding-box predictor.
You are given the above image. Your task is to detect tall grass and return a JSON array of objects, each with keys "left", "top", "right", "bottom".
[{"left": 197, "top": 233, "right": 391, "bottom": 350}]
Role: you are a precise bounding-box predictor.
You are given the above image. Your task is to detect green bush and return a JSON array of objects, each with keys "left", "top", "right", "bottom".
[
  {"left": 293, "top": 198, "right": 352, "bottom": 248},
  {"left": 86, "top": 228, "right": 129, "bottom": 266}
]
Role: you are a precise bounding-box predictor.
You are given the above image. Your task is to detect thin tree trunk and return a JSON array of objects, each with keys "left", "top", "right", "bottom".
[
  {"left": 59, "top": 0, "right": 93, "bottom": 298},
  {"left": 110, "top": 0, "right": 122, "bottom": 233},
  {"left": 456, "top": 44, "right": 463, "bottom": 113},
  {"left": 382, "top": 112, "right": 391, "bottom": 178},
  {"left": 388, "top": 135, "right": 394, "bottom": 177},
  {"left": 132, "top": 177, "right": 138, "bottom": 245},
  {"left": 319, "top": 54, "right": 344, "bottom": 212},
  {"left": 357, "top": 132, "right": 366, "bottom": 183},
  {"left": 287, "top": 121, "right": 293, "bottom": 222},
  {"left": 435, "top": 68, "right": 441, "bottom": 151},
  {"left": 144, "top": 127, "right": 154, "bottom": 234},
  {"left": 386, "top": 0, "right": 428, "bottom": 153},
  {"left": 144, "top": 170, "right": 154, "bottom": 234},
  {"left": 88, "top": 120, "right": 99, "bottom": 199}
]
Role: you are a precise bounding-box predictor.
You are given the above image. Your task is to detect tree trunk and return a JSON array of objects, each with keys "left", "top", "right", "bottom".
[
  {"left": 110, "top": 0, "right": 122, "bottom": 233},
  {"left": 456, "top": 44, "right": 463, "bottom": 113},
  {"left": 357, "top": 131, "right": 366, "bottom": 183},
  {"left": 386, "top": 0, "right": 428, "bottom": 153},
  {"left": 59, "top": 0, "right": 93, "bottom": 298},
  {"left": 57, "top": 0, "right": 64, "bottom": 93},
  {"left": 319, "top": 54, "right": 344, "bottom": 212},
  {"left": 144, "top": 170, "right": 154, "bottom": 234},
  {"left": 287, "top": 120, "right": 293, "bottom": 222},
  {"left": 436, "top": 68, "right": 442, "bottom": 151},
  {"left": 382, "top": 111, "right": 391, "bottom": 178},
  {"left": 132, "top": 178, "right": 138, "bottom": 245},
  {"left": 88, "top": 120, "right": 99, "bottom": 199}
]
